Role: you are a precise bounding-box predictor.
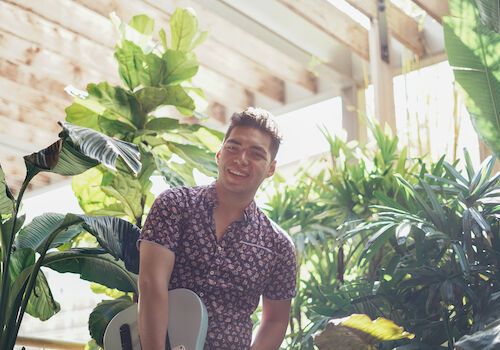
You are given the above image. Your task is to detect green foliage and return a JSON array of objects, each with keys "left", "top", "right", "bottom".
[
  {"left": 62, "top": 9, "right": 222, "bottom": 346},
  {"left": 0, "top": 123, "right": 142, "bottom": 350},
  {"left": 314, "top": 314, "right": 414, "bottom": 350},
  {"left": 66, "top": 11, "right": 222, "bottom": 229},
  {"left": 267, "top": 114, "right": 500, "bottom": 348},
  {"left": 443, "top": 0, "right": 500, "bottom": 158}
]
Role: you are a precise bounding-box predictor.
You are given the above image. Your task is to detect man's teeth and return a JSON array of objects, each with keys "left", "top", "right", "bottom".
[{"left": 229, "top": 169, "right": 247, "bottom": 176}]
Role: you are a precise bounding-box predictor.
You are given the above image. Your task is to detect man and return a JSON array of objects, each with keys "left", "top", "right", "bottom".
[{"left": 137, "top": 107, "right": 297, "bottom": 349}]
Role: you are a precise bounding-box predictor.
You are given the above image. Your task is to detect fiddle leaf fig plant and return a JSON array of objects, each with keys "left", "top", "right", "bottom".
[
  {"left": 61, "top": 9, "right": 223, "bottom": 347},
  {"left": 0, "top": 122, "right": 142, "bottom": 350}
]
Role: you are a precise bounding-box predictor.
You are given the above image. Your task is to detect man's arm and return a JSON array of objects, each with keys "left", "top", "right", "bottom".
[
  {"left": 250, "top": 297, "right": 291, "bottom": 350},
  {"left": 137, "top": 241, "right": 175, "bottom": 350}
]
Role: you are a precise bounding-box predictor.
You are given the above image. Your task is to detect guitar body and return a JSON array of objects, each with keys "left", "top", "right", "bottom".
[{"left": 103, "top": 288, "right": 208, "bottom": 350}]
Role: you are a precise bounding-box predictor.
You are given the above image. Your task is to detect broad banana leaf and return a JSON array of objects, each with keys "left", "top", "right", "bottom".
[
  {"left": 314, "top": 314, "right": 414, "bottom": 350},
  {"left": 44, "top": 249, "right": 137, "bottom": 292},
  {"left": 443, "top": 0, "right": 500, "bottom": 158},
  {"left": 88, "top": 296, "right": 134, "bottom": 347},
  {"left": 0, "top": 165, "right": 14, "bottom": 217},
  {"left": 58, "top": 121, "right": 141, "bottom": 175}
]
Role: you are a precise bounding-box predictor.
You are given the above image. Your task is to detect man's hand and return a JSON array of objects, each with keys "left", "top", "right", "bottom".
[
  {"left": 250, "top": 297, "right": 291, "bottom": 350},
  {"left": 138, "top": 241, "right": 175, "bottom": 350}
]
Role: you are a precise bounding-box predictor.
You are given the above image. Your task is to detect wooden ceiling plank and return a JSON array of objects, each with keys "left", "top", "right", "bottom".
[
  {"left": 411, "top": 0, "right": 450, "bottom": 24},
  {"left": 0, "top": 28, "right": 119, "bottom": 88},
  {"left": 0, "top": 76, "right": 68, "bottom": 117},
  {"left": 4, "top": 0, "right": 117, "bottom": 48},
  {"left": 0, "top": 22, "right": 240, "bottom": 119},
  {"left": 0, "top": 1, "right": 117, "bottom": 78},
  {"left": 194, "top": 67, "right": 254, "bottom": 111},
  {"left": 276, "top": 0, "right": 370, "bottom": 61},
  {"left": 0, "top": 114, "right": 57, "bottom": 149},
  {"left": 143, "top": 0, "right": 317, "bottom": 93},
  {"left": 12, "top": 0, "right": 275, "bottom": 107},
  {"left": 0, "top": 57, "right": 72, "bottom": 105},
  {"left": 73, "top": 0, "right": 286, "bottom": 103},
  {"left": 0, "top": 97, "right": 60, "bottom": 134},
  {"left": 346, "top": 0, "right": 425, "bottom": 57}
]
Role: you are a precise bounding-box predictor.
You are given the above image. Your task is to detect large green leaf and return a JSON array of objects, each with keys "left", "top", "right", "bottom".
[
  {"left": 65, "top": 99, "right": 101, "bottom": 131},
  {"left": 128, "top": 14, "right": 154, "bottom": 36},
  {"left": 474, "top": 0, "right": 500, "bottom": 33},
  {"left": 114, "top": 40, "right": 142, "bottom": 91},
  {"left": 14, "top": 213, "right": 85, "bottom": 252},
  {"left": 86, "top": 83, "right": 142, "bottom": 128},
  {"left": 138, "top": 52, "right": 166, "bottom": 88},
  {"left": 72, "top": 167, "right": 119, "bottom": 215},
  {"left": 170, "top": 8, "right": 199, "bottom": 52},
  {"left": 59, "top": 121, "right": 141, "bottom": 175},
  {"left": 79, "top": 215, "right": 140, "bottom": 274},
  {"left": 44, "top": 249, "right": 137, "bottom": 292},
  {"left": 25, "top": 270, "right": 60, "bottom": 321},
  {"left": 144, "top": 117, "right": 179, "bottom": 133},
  {"left": 88, "top": 296, "right": 133, "bottom": 347},
  {"left": 163, "top": 85, "right": 195, "bottom": 113},
  {"left": 163, "top": 50, "right": 199, "bottom": 85},
  {"left": 0, "top": 165, "right": 14, "bottom": 217},
  {"left": 101, "top": 173, "right": 143, "bottom": 222},
  {"left": 444, "top": 0, "right": 500, "bottom": 157},
  {"left": 314, "top": 314, "right": 414, "bottom": 349},
  {"left": 166, "top": 141, "right": 218, "bottom": 177},
  {"left": 135, "top": 87, "right": 167, "bottom": 116}
]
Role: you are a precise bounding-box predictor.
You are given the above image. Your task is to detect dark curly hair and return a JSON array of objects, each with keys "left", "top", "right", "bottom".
[{"left": 224, "top": 107, "right": 282, "bottom": 160}]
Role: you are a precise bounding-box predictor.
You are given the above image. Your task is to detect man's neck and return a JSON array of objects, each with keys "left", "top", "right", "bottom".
[{"left": 214, "top": 181, "right": 255, "bottom": 216}]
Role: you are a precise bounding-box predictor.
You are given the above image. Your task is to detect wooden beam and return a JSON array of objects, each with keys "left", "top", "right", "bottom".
[
  {"left": 341, "top": 85, "right": 359, "bottom": 141},
  {"left": 1, "top": 0, "right": 251, "bottom": 113},
  {"left": 0, "top": 1, "right": 117, "bottom": 78},
  {"left": 369, "top": 13, "right": 396, "bottom": 133},
  {"left": 0, "top": 112, "right": 57, "bottom": 148},
  {"left": 346, "top": 0, "right": 425, "bottom": 57},
  {"left": 276, "top": 0, "right": 370, "bottom": 61},
  {"left": 145, "top": 0, "right": 317, "bottom": 93},
  {"left": 0, "top": 97, "right": 60, "bottom": 134},
  {"left": 195, "top": 0, "right": 355, "bottom": 86},
  {"left": 411, "top": 0, "right": 450, "bottom": 24},
  {"left": 72, "top": 0, "right": 287, "bottom": 103}
]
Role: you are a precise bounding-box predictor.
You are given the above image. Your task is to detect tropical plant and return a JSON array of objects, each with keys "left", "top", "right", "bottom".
[
  {"left": 264, "top": 118, "right": 429, "bottom": 349},
  {"left": 443, "top": 0, "right": 500, "bottom": 158},
  {"left": 316, "top": 151, "right": 500, "bottom": 349},
  {"left": 60, "top": 9, "right": 223, "bottom": 347},
  {"left": 0, "top": 122, "right": 142, "bottom": 350}
]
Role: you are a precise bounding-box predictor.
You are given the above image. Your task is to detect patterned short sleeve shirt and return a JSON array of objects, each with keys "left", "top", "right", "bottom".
[{"left": 139, "top": 183, "right": 297, "bottom": 349}]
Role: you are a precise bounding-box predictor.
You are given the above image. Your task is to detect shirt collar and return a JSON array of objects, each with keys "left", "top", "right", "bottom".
[{"left": 204, "top": 182, "right": 258, "bottom": 223}]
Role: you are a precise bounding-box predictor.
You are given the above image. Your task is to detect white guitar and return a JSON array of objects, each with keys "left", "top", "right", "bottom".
[{"left": 103, "top": 288, "right": 208, "bottom": 350}]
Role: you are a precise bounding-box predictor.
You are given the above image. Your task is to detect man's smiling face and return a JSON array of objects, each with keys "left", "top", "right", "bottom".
[{"left": 216, "top": 126, "right": 276, "bottom": 199}]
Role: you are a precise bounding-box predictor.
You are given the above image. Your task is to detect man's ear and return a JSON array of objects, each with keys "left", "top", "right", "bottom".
[
  {"left": 266, "top": 160, "right": 276, "bottom": 178},
  {"left": 216, "top": 150, "right": 220, "bottom": 163}
]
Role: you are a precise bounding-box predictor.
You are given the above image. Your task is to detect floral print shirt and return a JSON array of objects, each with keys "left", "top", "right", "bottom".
[{"left": 139, "top": 183, "right": 297, "bottom": 349}]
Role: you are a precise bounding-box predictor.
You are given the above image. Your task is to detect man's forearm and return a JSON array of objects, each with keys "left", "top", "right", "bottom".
[
  {"left": 250, "top": 319, "right": 288, "bottom": 350},
  {"left": 138, "top": 289, "right": 169, "bottom": 350}
]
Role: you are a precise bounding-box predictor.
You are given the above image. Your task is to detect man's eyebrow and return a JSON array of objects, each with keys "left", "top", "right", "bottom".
[{"left": 226, "top": 139, "right": 268, "bottom": 155}]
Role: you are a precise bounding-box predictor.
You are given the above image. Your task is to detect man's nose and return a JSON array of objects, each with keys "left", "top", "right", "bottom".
[{"left": 235, "top": 149, "right": 249, "bottom": 165}]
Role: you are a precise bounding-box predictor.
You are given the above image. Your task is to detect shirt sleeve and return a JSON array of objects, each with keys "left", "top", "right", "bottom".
[
  {"left": 263, "top": 235, "right": 297, "bottom": 300},
  {"left": 138, "top": 188, "right": 185, "bottom": 253}
]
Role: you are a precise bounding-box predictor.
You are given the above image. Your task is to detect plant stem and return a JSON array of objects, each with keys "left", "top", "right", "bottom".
[{"left": 0, "top": 167, "right": 38, "bottom": 349}]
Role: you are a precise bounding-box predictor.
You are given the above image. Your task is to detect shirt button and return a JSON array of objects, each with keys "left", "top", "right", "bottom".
[
  {"left": 199, "top": 292, "right": 204, "bottom": 297},
  {"left": 218, "top": 246, "right": 223, "bottom": 252},
  {"left": 209, "top": 270, "right": 215, "bottom": 275}
]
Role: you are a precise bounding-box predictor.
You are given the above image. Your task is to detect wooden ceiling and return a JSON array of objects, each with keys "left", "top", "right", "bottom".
[{"left": 0, "top": 0, "right": 449, "bottom": 194}]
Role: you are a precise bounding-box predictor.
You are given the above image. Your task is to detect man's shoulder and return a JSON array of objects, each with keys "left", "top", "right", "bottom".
[
  {"left": 256, "top": 209, "right": 295, "bottom": 249},
  {"left": 157, "top": 184, "right": 210, "bottom": 201}
]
